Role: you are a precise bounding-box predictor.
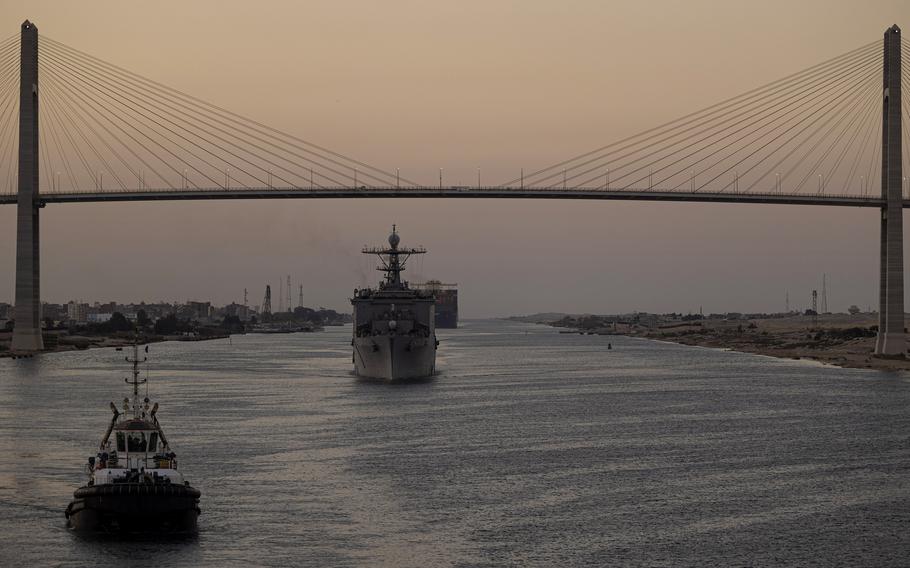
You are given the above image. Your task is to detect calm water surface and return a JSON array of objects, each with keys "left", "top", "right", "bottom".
[{"left": 0, "top": 319, "right": 908, "bottom": 567}]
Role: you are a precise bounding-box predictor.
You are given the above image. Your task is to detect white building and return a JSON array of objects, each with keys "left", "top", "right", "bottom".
[
  {"left": 67, "top": 301, "right": 89, "bottom": 323},
  {"left": 87, "top": 313, "right": 113, "bottom": 323}
]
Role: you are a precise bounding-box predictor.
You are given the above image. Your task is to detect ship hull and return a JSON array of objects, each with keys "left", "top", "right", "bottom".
[
  {"left": 435, "top": 309, "right": 458, "bottom": 329},
  {"left": 353, "top": 334, "right": 435, "bottom": 381},
  {"left": 65, "top": 483, "right": 201, "bottom": 533}
]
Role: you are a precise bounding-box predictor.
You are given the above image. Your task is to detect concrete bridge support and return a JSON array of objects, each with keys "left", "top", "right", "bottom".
[
  {"left": 875, "top": 25, "right": 904, "bottom": 356},
  {"left": 10, "top": 20, "right": 42, "bottom": 352}
]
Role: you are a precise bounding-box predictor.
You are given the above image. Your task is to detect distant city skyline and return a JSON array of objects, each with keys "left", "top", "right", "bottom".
[{"left": 0, "top": 0, "right": 907, "bottom": 317}]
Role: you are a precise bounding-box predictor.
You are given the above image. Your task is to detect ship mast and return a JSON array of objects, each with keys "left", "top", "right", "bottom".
[
  {"left": 124, "top": 338, "right": 147, "bottom": 419},
  {"left": 362, "top": 225, "right": 426, "bottom": 290}
]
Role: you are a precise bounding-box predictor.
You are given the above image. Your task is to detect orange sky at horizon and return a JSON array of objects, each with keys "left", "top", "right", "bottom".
[{"left": 0, "top": 0, "right": 908, "bottom": 316}]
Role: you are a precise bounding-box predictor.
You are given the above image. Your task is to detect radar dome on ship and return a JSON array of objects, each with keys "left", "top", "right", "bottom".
[{"left": 388, "top": 228, "right": 400, "bottom": 248}]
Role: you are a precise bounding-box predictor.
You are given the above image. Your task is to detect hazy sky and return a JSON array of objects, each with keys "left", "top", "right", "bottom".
[{"left": 0, "top": 0, "right": 908, "bottom": 317}]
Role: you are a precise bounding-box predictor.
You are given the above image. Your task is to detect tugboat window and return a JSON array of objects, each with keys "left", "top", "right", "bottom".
[
  {"left": 116, "top": 432, "right": 126, "bottom": 452},
  {"left": 148, "top": 432, "right": 159, "bottom": 453},
  {"left": 127, "top": 432, "right": 147, "bottom": 452}
]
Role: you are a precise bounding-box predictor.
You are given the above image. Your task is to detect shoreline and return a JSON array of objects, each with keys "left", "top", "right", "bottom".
[
  {"left": 645, "top": 332, "right": 910, "bottom": 373},
  {"left": 0, "top": 333, "right": 227, "bottom": 358},
  {"left": 537, "top": 313, "right": 910, "bottom": 373}
]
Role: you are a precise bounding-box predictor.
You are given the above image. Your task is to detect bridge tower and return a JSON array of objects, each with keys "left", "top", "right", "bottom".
[
  {"left": 875, "top": 25, "right": 904, "bottom": 356},
  {"left": 11, "top": 20, "right": 43, "bottom": 352}
]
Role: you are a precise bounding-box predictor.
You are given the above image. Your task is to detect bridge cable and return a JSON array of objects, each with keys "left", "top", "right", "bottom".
[
  {"left": 692, "top": 64, "right": 878, "bottom": 194},
  {"left": 841, "top": 100, "right": 882, "bottom": 195},
  {"left": 42, "top": 73, "right": 178, "bottom": 191},
  {"left": 567, "top": 50, "right": 880, "bottom": 191},
  {"left": 39, "top": 42, "right": 345, "bottom": 189},
  {"left": 861, "top": 112, "right": 882, "bottom": 197},
  {"left": 667, "top": 62, "right": 878, "bottom": 193},
  {"left": 40, "top": 55, "right": 242, "bottom": 189},
  {"left": 786, "top": 83, "right": 880, "bottom": 194},
  {"left": 42, "top": 36, "right": 413, "bottom": 187},
  {"left": 0, "top": 75, "right": 19, "bottom": 193},
  {"left": 41, "top": 46, "right": 285, "bottom": 190},
  {"left": 531, "top": 44, "right": 880, "bottom": 189},
  {"left": 40, "top": 41, "right": 371, "bottom": 188},
  {"left": 785, "top": 86, "right": 881, "bottom": 195},
  {"left": 41, "top": 90, "right": 82, "bottom": 193},
  {"left": 497, "top": 40, "right": 878, "bottom": 187},
  {"left": 43, "top": 85, "right": 129, "bottom": 190},
  {"left": 693, "top": 63, "right": 879, "bottom": 192},
  {"left": 39, "top": 43, "right": 351, "bottom": 189},
  {"left": 42, "top": 87, "right": 107, "bottom": 189},
  {"left": 532, "top": 44, "right": 880, "bottom": 188},
  {"left": 571, "top": 50, "right": 881, "bottom": 191},
  {"left": 552, "top": 47, "right": 878, "bottom": 190},
  {"left": 39, "top": 69, "right": 143, "bottom": 190},
  {"left": 39, "top": 60, "right": 222, "bottom": 190}
]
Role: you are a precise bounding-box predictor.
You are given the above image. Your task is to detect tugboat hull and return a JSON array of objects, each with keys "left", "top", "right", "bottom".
[{"left": 65, "top": 483, "right": 201, "bottom": 533}]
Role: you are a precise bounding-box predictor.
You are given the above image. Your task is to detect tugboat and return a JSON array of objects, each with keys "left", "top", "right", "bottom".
[
  {"left": 351, "top": 225, "right": 438, "bottom": 380},
  {"left": 65, "top": 342, "right": 201, "bottom": 533}
]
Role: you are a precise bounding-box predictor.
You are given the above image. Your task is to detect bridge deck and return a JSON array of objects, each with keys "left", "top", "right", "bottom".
[{"left": 0, "top": 187, "right": 897, "bottom": 207}]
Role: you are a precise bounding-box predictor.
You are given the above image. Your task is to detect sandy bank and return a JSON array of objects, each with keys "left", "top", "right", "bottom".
[{"left": 558, "top": 314, "right": 910, "bottom": 373}]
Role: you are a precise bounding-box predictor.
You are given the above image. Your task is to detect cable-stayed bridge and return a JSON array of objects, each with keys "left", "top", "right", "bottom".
[{"left": 1, "top": 21, "right": 907, "bottom": 357}]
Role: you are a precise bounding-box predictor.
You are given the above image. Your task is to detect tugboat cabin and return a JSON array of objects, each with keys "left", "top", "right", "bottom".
[{"left": 114, "top": 419, "right": 165, "bottom": 469}]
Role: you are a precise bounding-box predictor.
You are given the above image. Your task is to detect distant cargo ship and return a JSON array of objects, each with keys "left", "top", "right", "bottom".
[
  {"left": 415, "top": 280, "right": 458, "bottom": 328},
  {"left": 351, "top": 226, "right": 438, "bottom": 381}
]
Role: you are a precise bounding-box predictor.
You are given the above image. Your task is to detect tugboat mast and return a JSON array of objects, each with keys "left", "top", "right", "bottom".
[{"left": 124, "top": 339, "right": 147, "bottom": 419}]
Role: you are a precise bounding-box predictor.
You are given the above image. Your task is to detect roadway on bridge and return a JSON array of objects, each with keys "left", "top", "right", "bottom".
[{"left": 0, "top": 187, "right": 894, "bottom": 207}]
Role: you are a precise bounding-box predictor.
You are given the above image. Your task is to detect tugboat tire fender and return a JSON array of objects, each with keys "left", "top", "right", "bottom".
[{"left": 74, "top": 483, "right": 201, "bottom": 499}]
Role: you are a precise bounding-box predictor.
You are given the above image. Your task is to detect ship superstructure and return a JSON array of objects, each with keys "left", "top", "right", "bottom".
[
  {"left": 351, "top": 226, "right": 437, "bottom": 380},
  {"left": 65, "top": 342, "right": 201, "bottom": 532}
]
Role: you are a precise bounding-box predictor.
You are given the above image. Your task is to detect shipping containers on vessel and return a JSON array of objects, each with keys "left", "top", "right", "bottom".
[{"left": 415, "top": 281, "right": 458, "bottom": 329}]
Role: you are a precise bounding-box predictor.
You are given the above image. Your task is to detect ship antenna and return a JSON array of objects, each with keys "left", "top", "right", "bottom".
[
  {"left": 124, "top": 333, "right": 147, "bottom": 418},
  {"left": 360, "top": 225, "right": 425, "bottom": 290},
  {"left": 145, "top": 345, "right": 150, "bottom": 399}
]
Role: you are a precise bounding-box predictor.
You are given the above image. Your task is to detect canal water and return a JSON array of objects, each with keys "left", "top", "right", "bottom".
[{"left": 0, "top": 319, "right": 908, "bottom": 566}]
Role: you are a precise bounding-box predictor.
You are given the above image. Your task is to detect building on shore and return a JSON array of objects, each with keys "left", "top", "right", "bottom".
[{"left": 66, "top": 301, "right": 89, "bottom": 324}]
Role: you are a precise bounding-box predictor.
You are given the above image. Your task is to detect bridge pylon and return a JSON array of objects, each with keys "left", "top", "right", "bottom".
[
  {"left": 875, "top": 24, "right": 904, "bottom": 356},
  {"left": 10, "top": 20, "right": 43, "bottom": 353}
]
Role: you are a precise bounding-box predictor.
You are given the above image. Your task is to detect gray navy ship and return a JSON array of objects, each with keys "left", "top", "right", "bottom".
[{"left": 351, "top": 226, "right": 438, "bottom": 381}]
